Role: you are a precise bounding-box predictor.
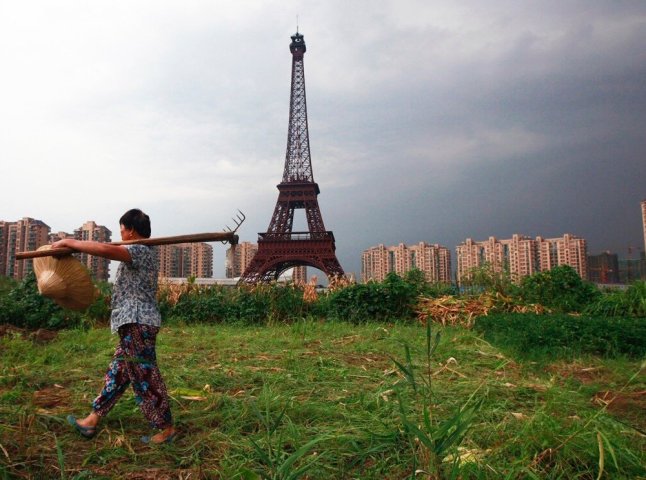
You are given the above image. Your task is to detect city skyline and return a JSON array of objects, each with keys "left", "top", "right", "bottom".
[
  {"left": 1, "top": 209, "right": 644, "bottom": 283},
  {"left": 1, "top": 2, "right": 645, "bottom": 280}
]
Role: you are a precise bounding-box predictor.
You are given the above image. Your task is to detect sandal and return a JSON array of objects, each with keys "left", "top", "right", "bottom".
[
  {"left": 141, "top": 432, "right": 176, "bottom": 445},
  {"left": 67, "top": 415, "right": 96, "bottom": 439}
]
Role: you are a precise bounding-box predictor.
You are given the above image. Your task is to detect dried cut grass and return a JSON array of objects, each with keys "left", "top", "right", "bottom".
[{"left": 417, "top": 293, "right": 547, "bottom": 328}]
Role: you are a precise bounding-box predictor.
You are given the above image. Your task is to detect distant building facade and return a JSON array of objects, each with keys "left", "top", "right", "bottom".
[
  {"left": 74, "top": 221, "right": 112, "bottom": 281},
  {"left": 225, "top": 241, "right": 258, "bottom": 278},
  {"left": 587, "top": 252, "right": 620, "bottom": 284},
  {"left": 0, "top": 217, "right": 50, "bottom": 280},
  {"left": 536, "top": 234, "right": 588, "bottom": 278},
  {"left": 456, "top": 233, "right": 588, "bottom": 284},
  {"left": 456, "top": 235, "right": 539, "bottom": 283},
  {"left": 642, "top": 199, "right": 646, "bottom": 253},
  {"left": 291, "top": 265, "right": 308, "bottom": 284},
  {"left": 157, "top": 243, "right": 213, "bottom": 278},
  {"left": 361, "top": 242, "right": 452, "bottom": 283}
]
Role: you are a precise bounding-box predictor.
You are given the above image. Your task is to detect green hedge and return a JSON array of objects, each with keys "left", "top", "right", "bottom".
[{"left": 474, "top": 313, "right": 646, "bottom": 359}]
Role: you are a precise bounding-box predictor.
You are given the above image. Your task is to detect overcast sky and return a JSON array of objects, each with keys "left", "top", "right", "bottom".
[{"left": 1, "top": 1, "right": 645, "bottom": 280}]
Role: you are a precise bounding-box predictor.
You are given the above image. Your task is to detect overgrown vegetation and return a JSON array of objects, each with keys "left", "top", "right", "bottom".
[
  {"left": 518, "top": 265, "right": 601, "bottom": 313},
  {"left": 1, "top": 267, "right": 643, "bottom": 332},
  {"left": 0, "top": 272, "right": 81, "bottom": 330},
  {"left": 584, "top": 281, "right": 646, "bottom": 318},
  {"left": 0, "top": 272, "right": 111, "bottom": 331},
  {"left": 474, "top": 313, "right": 646, "bottom": 360},
  {"left": 1, "top": 322, "right": 644, "bottom": 479},
  {"left": 1, "top": 265, "right": 645, "bottom": 478}
]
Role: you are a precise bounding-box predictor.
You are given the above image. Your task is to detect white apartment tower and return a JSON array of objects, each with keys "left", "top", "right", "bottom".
[
  {"left": 456, "top": 233, "right": 588, "bottom": 284},
  {"left": 535, "top": 234, "right": 587, "bottom": 278},
  {"left": 362, "top": 242, "right": 452, "bottom": 283}
]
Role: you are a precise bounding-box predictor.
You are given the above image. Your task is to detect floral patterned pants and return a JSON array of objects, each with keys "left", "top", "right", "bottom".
[{"left": 92, "top": 323, "right": 172, "bottom": 429}]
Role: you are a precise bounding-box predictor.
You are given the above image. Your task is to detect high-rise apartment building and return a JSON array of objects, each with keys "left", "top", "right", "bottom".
[
  {"left": 0, "top": 217, "right": 51, "bottom": 280},
  {"left": 74, "top": 221, "right": 112, "bottom": 281},
  {"left": 0, "top": 221, "right": 12, "bottom": 278},
  {"left": 456, "top": 233, "right": 588, "bottom": 284},
  {"left": 536, "top": 234, "right": 588, "bottom": 278},
  {"left": 456, "top": 235, "right": 539, "bottom": 284},
  {"left": 361, "top": 244, "right": 390, "bottom": 282},
  {"left": 292, "top": 265, "right": 308, "bottom": 284},
  {"left": 506, "top": 234, "right": 540, "bottom": 281},
  {"left": 225, "top": 242, "right": 258, "bottom": 278},
  {"left": 361, "top": 242, "right": 452, "bottom": 283},
  {"left": 157, "top": 243, "right": 213, "bottom": 278},
  {"left": 409, "top": 242, "right": 453, "bottom": 284}
]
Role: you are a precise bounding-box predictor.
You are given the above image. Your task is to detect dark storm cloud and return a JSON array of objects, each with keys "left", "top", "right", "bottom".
[
  {"left": 305, "top": 2, "right": 646, "bottom": 277},
  {"left": 1, "top": 1, "right": 644, "bottom": 279}
]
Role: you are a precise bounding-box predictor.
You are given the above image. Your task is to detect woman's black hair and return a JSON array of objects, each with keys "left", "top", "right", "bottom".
[{"left": 120, "top": 209, "right": 152, "bottom": 238}]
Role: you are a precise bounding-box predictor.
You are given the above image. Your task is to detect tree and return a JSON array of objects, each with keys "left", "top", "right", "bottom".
[{"left": 519, "top": 265, "right": 600, "bottom": 312}]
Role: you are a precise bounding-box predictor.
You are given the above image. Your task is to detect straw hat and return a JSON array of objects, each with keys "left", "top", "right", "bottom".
[{"left": 33, "top": 245, "right": 96, "bottom": 310}]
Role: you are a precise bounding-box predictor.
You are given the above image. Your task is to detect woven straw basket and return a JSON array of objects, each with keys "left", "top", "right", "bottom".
[{"left": 33, "top": 245, "right": 96, "bottom": 310}]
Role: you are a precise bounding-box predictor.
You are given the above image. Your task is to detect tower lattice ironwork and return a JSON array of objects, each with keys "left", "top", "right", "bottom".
[{"left": 240, "top": 31, "right": 344, "bottom": 283}]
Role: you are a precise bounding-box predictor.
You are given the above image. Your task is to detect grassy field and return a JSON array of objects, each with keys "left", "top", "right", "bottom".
[{"left": 0, "top": 319, "right": 644, "bottom": 479}]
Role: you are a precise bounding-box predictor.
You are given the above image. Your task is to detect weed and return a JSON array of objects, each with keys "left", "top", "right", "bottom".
[{"left": 391, "top": 322, "right": 485, "bottom": 478}]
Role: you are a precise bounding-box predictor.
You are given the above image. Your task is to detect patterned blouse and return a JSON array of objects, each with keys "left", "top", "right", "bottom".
[{"left": 110, "top": 244, "right": 162, "bottom": 333}]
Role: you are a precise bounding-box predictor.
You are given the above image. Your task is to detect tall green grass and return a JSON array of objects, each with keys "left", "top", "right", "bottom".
[{"left": 584, "top": 281, "right": 646, "bottom": 318}]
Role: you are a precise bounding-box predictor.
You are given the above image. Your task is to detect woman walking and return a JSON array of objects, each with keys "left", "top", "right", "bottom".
[{"left": 54, "top": 208, "right": 175, "bottom": 444}]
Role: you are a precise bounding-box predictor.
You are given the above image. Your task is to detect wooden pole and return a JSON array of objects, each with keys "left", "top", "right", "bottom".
[{"left": 16, "top": 232, "right": 239, "bottom": 260}]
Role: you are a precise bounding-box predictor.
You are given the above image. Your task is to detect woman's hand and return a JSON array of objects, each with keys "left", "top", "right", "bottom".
[{"left": 51, "top": 239, "right": 73, "bottom": 250}]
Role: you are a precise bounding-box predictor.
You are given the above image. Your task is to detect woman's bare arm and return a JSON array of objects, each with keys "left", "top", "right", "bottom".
[{"left": 51, "top": 239, "right": 131, "bottom": 263}]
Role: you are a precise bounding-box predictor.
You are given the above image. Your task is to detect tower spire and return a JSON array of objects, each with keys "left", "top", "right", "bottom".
[{"left": 283, "top": 30, "right": 311, "bottom": 182}]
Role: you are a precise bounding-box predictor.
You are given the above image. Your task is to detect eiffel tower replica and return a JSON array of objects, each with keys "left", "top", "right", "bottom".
[{"left": 240, "top": 31, "right": 345, "bottom": 283}]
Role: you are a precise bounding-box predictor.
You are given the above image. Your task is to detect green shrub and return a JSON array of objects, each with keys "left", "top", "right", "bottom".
[
  {"left": 518, "top": 265, "right": 600, "bottom": 313},
  {"left": 474, "top": 313, "right": 646, "bottom": 359},
  {"left": 84, "top": 281, "right": 112, "bottom": 325},
  {"left": 0, "top": 276, "right": 17, "bottom": 296},
  {"left": 169, "top": 285, "right": 231, "bottom": 323},
  {"left": 326, "top": 273, "right": 418, "bottom": 322},
  {"left": 584, "top": 281, "right": 646, "bottom": 318},
  {"left": 0, "top": 272, "right": 83, "bottom": 329}
]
